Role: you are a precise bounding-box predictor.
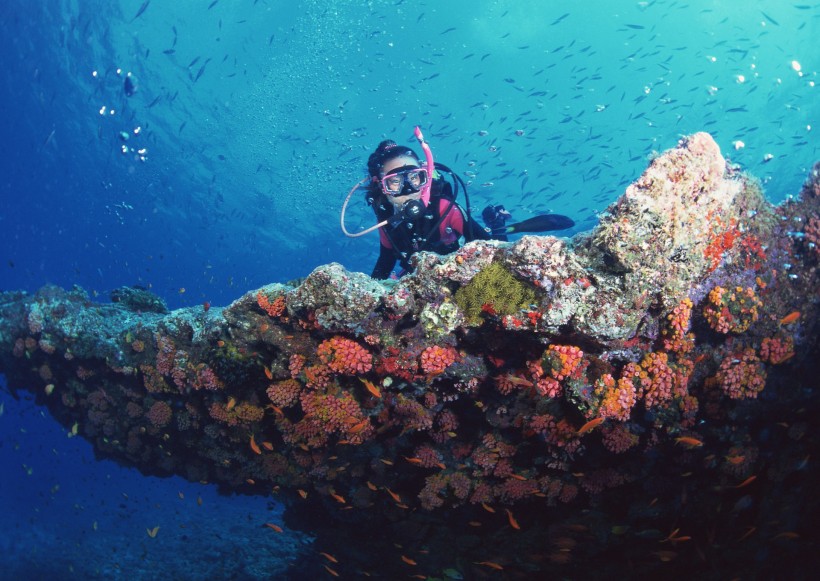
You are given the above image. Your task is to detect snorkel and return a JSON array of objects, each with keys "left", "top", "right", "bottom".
[
  {"left": 413, "top": 125, "right": 434, "bottom": 207},
  {"left": 340, "top": 126, "right": 435, "bottom": 238}
]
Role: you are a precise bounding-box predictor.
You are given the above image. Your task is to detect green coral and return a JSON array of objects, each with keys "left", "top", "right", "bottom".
[{"left": 453, "top": 261, "right": 537, "bottom": 326}]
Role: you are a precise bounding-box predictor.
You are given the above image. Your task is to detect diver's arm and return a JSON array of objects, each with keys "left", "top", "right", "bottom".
[{"left": 371, "top": 245, "right": 397, "bottom": 279}]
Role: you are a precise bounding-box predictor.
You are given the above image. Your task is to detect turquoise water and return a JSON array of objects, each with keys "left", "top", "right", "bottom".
[{"left": 1, "top": 1, "right": 817, "bottom": 578}]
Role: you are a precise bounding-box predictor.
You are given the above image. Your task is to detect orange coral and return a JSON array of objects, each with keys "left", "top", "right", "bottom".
[
  {"left": 594, "top": 373, "right": 636, "bottom": 421},
  {"left": 661, "top": 298, "right": 695, "bottom": 354},
  {"left": 420, "top": 345, "right": 459, "bottom": 375},
  {"left": 703, "top": 286, "right": 761, "bottom": 334},
  {"left": 317, "top": 336, "right": 373, "bottom": 375},
  {"left": 257, "top": 291, "right": 286, "bottom": 318},
  {"left": 541, "top": 344, "right": 585, "bottom": 381}
]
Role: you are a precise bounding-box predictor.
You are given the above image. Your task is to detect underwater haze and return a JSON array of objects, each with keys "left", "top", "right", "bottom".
[{"left": 1, "top": 0, "right": 817, "bottom": 579}]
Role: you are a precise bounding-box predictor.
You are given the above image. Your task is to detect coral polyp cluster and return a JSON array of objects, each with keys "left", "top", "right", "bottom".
[
  {"left": 702, "top": 285, "right": 762, "bottom": 334},
  {"left": 1, "top": 136, "right": 817, "bottom": 578}
]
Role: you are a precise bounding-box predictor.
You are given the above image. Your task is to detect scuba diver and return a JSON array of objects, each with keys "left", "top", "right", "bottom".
[{"left": 340, "top": 126, "right": 575, "bottom": 280}]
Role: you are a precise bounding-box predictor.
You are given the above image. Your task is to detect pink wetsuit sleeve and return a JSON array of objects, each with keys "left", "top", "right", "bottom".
[{"left": 439, "top": 199, "right": 464, "bottom": 244}]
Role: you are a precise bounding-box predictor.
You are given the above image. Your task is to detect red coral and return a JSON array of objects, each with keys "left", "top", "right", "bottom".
[
  {"left": 317, "top": 336, "right": 373, "bottom": 375},
  {"left": 419, "top": 345, "right": 459, "bottom": 375},
  {"left": 601, "top": 424, "right": 639, "bottom": 454}
]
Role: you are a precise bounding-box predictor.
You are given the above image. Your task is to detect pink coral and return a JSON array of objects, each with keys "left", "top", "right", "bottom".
[
  {"left": 419, "top": 345, "right": 459, "bottom": 375},
  {"left": 317, "top": 336, "right": 372, "bottom": 375},
  {"left": 759, "top": 336, "right": 795, "bottom": 365},
  {"left": 147, "top": 401, "right": 172, "bottom": 428},
  {"left": 601, "top": 424, "right": 639, "bottom": 454},
  {"left": 714, "top": 348, "right": 767, "bottom": 399},
  {"left": 267, "top": 379, "right": 302, "bottom": 407}
]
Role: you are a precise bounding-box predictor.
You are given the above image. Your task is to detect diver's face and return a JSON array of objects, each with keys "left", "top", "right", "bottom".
[{"left": 381, "top": 155, "right": 422, "bottom": 207}]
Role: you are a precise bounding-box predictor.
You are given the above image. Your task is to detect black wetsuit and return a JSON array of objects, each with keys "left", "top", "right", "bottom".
[{"left": 369, "top": 179, "right": 491, "bottom": 279}]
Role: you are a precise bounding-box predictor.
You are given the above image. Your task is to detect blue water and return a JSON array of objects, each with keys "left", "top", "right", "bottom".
[{"left": 1, "top": 0, "right": 817, "bottom": 578}]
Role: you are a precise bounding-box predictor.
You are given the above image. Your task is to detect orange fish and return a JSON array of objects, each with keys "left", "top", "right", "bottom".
[
  {"left": 404, "top": 456, "right": 423, "bottom": 465},
  {"left": 366, "top": 481, "right": 378, "bottom": 491},
  {"left": 675, "top": 436, "right": 704, "bottom": 448},
  {"left": 505, "top": 508, "right": 521, "bottom": 530},
  {"left": 577, "top": 417, "right": 605, "bottom": 435},
  {"left": 734, "top": 475, "right": 757, "bottom": 488},
  {"left": 246, "top": 479, "right": 256, "bottom": 485},
  {"left": 217, "top": 340, "right": 225, "bottom": 347},
  {"left": 481, "top": 502, "right": 496, "bottom": 513},
  {"left": 503, "top": 374, "right": 534, "bottom": 387},
  {"left": 298, "top": 489, "right": 308, "bottom": 499},
  {"left": 359, "top": 377, "right": 381, "bottom": 398},
  {"left": 780, "top": 311, "right": 800, "bottom": 325},
  {"left": 319, "top": 552, "right": 339, "bottom": 563},
  {"left": 324, "top": 564, "right": 340, "bottom": 577},
  {"left": 510, "top": 473, "right": 528, "bottom": 481},
  {"left": 264, "top": 366, "right": 273, "bottom": 380},
  {"left": 226, "top": 397, "right": 237, "bottom": 411},
  {"left": 262, "top": 441, "right": 274, "bottom": 451},
  {"left": 249, "top": 435, "right": 262, "bottom": 455},
  {"left": 330, "top": 491, "right": 346, "bottom": 504},
  {"left": 725, "top": 454, "right": 745, "bottom": 465},
  {"left": 385, "top": 487, "right": 402, "bottom": 503},
  {"left": 264, "top": 523, "right": 283, "bottom": 533},
  {"left": 475, "top": 561, "right": 504, "bottom": 570},
  {"left": 348, "top": 419, "right": 369, "bottom": 434},
  {"left": 400, "top": 555, "right": 417, "bottom": 566}
]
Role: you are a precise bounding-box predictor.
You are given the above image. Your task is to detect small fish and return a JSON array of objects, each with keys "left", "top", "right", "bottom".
[
  {"left": 505, "top": 508, "right": 521, "bottom": 530},
  {"left": 348, "top": 419, "right": 369, "bottom": 434},
  {"left": 734, "top": 475, "right": 757, "bottom": 488},
  {"left": 577, "top": 417, "right": 605, "bottom": 435},
  {"left": 400, "top": 555, "right": 417, "bottom": 565},
  {"left": 475, "top": 561, "right": 504, "bottom": 570},
  {"left": 330, "top": 491, "right": 346, "bottom": 504},
  {"left": 404, "top": 456, "right": 423, "bottom": 465},
  {"left": 131, "top": 0, "right": 150, "bottom": 22},
  {"left": 481, "top": 502, "right": 496, "bottom": 513},
  {"left": 385, "top": 488, "right": 402, "bottom": 503},
  {"left": 366, "top": 481, "right": 378, "bottom": 491},
  {"left": 503, "top": 374, "right": 533, "bottom": 387},
  {"left": 319, "top": 552, "right": 338, "bottom": 563},
  {"left": 226, "top": 397, "right": 236, "bottom": 411},
  {"left": 264, "top": 366, "right": 273, "bottom": 380},
  {"left": 675, "top": 436, "right": 704, "bottom": 448},
  {"left": 297, "top": 489, "right": 308, "bottom": 499},
  {"left": 780, "top": 311, "right": 800, "bottom": 325},
  {"left": 197, "top": 496, "right": 203, "bottom": 506},
  {"left": 249, "top": 435, "right": 262, "bottom": 455},
  {"left": 359, "top": 377, "right": 381, "bottom": 398},
  {"left": 262, "top": 441, "right": 274, "bottom": 451},
  {"left": 264, "top": 523, "right": 283, "bottom": 533},
  {"left": 324, "top": 564, "right": 340, "bottom": 577},
  {"left": 146, "top": 526, "right": 160, "bottom": 538}
]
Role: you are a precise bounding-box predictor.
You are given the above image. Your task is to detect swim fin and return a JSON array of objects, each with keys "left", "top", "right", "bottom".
[{"left": 493, "top": 214, "right": 575, "bottom": 235}]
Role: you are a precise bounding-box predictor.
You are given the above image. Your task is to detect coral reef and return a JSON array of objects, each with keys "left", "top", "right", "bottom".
[{"left": 1, "top": 133, "right": 818, "bottom": 579}]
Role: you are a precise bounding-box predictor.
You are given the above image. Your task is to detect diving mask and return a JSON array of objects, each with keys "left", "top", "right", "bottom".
[{"left": 381, "top": 166, "right": 429, "bottom": 196}]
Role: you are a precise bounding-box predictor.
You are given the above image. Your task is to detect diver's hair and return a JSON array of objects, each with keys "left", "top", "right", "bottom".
[{"left": 367, "top": 140, "right": 420, "bottom": 179}]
